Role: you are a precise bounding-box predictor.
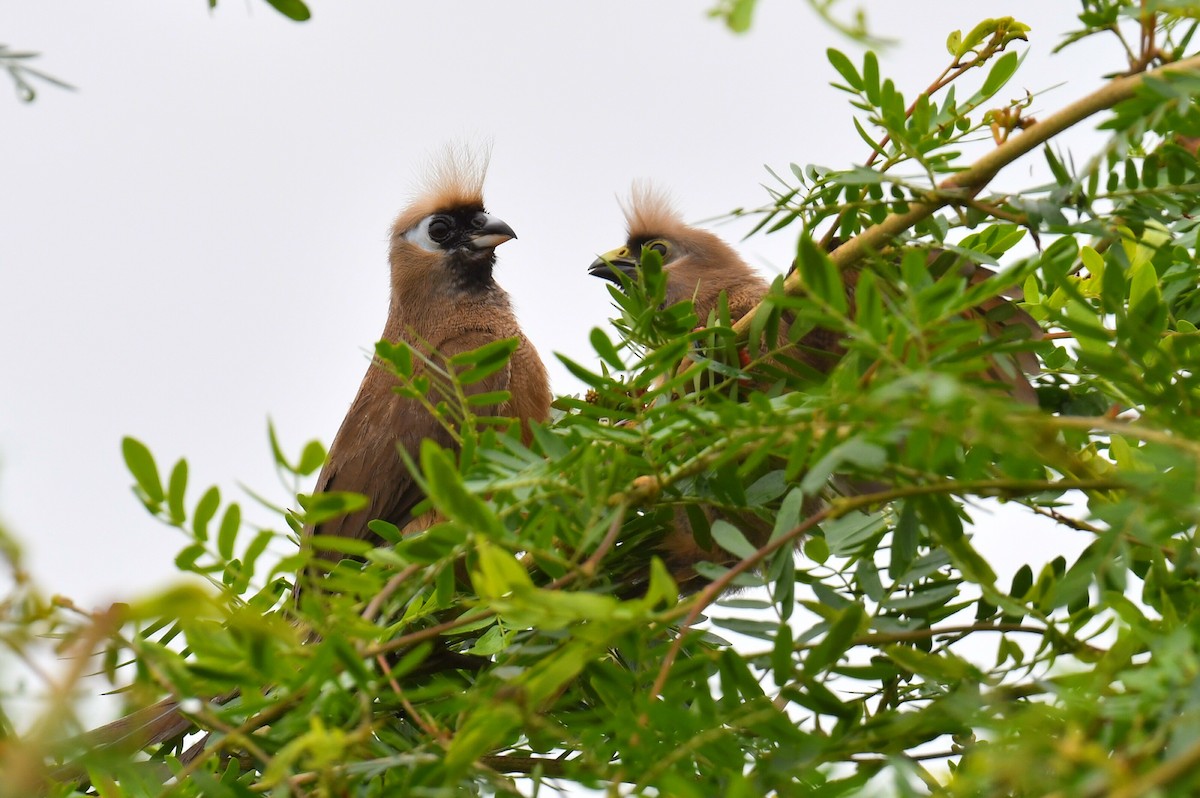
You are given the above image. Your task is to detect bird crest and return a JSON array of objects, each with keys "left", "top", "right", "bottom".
[
  {"left": 393, "top": 143, "right": 491, "bottom": 234},
  {"left": 620, "top": 181, "right": 686, "bottom": 240}
]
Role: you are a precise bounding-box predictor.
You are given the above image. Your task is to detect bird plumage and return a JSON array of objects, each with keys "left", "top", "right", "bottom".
[
  {"left": 588, "top": 183, "right": 1041, "bottom": 590},
  {"left": 57, "top": 152, "right": 551, "bottom": 779},
  {"left": 590, "top": 183, "right": 770, "bottom": 325},
  {"left": 305, "top": 151, "right": 551, "bottom": 565}
]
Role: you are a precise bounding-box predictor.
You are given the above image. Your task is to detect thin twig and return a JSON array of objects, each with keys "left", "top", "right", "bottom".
[
  {"left": 736, "top": 54, "right": 1200, "bottom": 342},
  {"left": 362, "top": 563, "right": 422, "bottom": 623},
  {"left": 649, "top": 477, "right": 1124, "bottom": 698}
]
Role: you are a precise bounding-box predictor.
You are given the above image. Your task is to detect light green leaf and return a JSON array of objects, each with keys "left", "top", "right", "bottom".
[
  {"left": 712, "top": 520, "right": 758, "bottom": 560},
  {"left": 122, "top": 436, "right": 164, "bottom": 507},
  {"left": 217, "top": 503, "right": 241, "bottom": 561}
]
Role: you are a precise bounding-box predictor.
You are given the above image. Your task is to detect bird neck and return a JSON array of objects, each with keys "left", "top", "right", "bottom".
[
  {"left": 385, "top": 257, "right": 507, "bottom": 340},
  {"left": 444, "top": 254, "right": 498, "bottom": 295}
]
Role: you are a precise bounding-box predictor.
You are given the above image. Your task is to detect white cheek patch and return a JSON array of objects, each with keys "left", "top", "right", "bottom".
[{"left": 403, "top": 216, "right": 440, "bottom": 252}]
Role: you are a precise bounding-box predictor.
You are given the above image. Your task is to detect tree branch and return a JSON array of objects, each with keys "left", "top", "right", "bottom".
[{"left": 732, "top": 54, "right": 1200, "bottom": 340}]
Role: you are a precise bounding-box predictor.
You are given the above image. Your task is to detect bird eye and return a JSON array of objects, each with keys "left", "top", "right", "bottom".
[
  {"left": 646, "top": 240, "right": 670, "bottom": 258},
  {"left": 427, "top": 216, "right": 452, "bottom": 243}
]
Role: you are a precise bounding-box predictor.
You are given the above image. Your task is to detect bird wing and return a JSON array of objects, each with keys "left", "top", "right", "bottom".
[{"left": 307, "top": 328, "right": 517, "bottom": 549}]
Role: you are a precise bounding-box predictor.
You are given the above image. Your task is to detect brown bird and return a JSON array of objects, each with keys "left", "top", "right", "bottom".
[
  {"left": 302, "top": 152, "right": 551, "bottom": 576},
  {"left": 588, "top": 184, "right": 781, "bottom": 589},
  {"left": 588, "top": 183, "right": 844, "bottom": 376},
  {"left": 53, "top": 152, "right": 552, "bottom": 780},
  {"left": 589, "top": 183, "right": 770, "bottom": 329},
  {"left": 587, "top": 183, "right": 1041, "bottom": 589}
]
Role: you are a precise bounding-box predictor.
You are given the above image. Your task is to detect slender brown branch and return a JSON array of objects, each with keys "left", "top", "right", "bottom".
[
  {"left": 579, "top": 503, "right": 629, "bottom": 577},
  {"left": 362, "top": 563, "right": 422, "bottom": 623},
  {"left": 1104, "top": 734, "right": 1200, "bottom": 798},
  {"left": 736, "top": 54, "right": 1200, "bottom": 341},
  {"left": 648, "top": 476, "right": 1124, "bottom": 698},
  {"left": 479, "top": 754, "right": 577, "bottom": 777},
  {"left": 822, "top": 36, "right": 1018, "bottom": 250},
  {"left": 1047, "top": 415, "right": 1200, "bottom": 457},
  {"left": 167, "top": 690, "right": 304, "bottom": 785}
]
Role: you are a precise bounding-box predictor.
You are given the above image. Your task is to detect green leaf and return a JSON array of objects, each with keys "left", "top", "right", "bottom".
[
  {"left": 217, "top": 503, "right": 241, "bottom": 561},
  {"left": 945, "top": 30, "right": 962, "bottom": 56},
  {"left": 801, "top": 438, "right": 885, "bottom": 495},
  {"left": 980, "top": 51, "right": 1019, "bottom": 98},
  {"left": 803, "top": 536, "right": 829, "bottom": 564},
  {"left": 465, "top": 390, "right": 512, "bottom": 408},
  {"left": 716, "top": 0, "right": 758, "bottom": 33},
  {"left": 824, "top": 510, "right": 887, "bottom": 557},
  {"left": 711, "top": 520, "right": 757, "bottom": 560},
  {"left": 827, "top": 48, "right": 862, "bottom": 90},
  {"left": 122, "top": 437, "right": 164, "bottom": 507},
  {"left": 267, "top": 419, "right": 290, "bottom": 472},
  {"left": 746, "top": 470, "right": 787, "bottom": 505},
  {"left": 791, "top": 676, "right": 855, "bottom": 718},
  {"left": 308, "top": 535, "right": 376, "bottom": 557},
  {"left": 888, "top": 501, "right": 918, "bottom": 579},
  {"left": 772, "top": 621, "right": 794, "bottom": 687},
  {"left": 885, "top": 644, "right": 972, "bottom": 683},
  {"left": 771, "top": 488, "right": 807, "bottom": 542},
  {"left": 643, "top": 558, "right": 679, "bottom": 609},
  {"left": 175, "top": 543, "right": 206, "bottom": 572},
  {"left": 955, "top": 18, "right": 996, "bottom": 57},
  {"left": 193, "top": 486, "right": 220, "bottom": 543},
  {"left": 420, "top": 441, "right": 505, "bottom": 537},
  {"left": 472, "top": 538, "right": 534, "bottom": 599},
  {"left": 1048, "top": 529, "right": 1118, "bottom": 609},
  {"left": 853, "top": 270, "right": 885, "bottom": 341},
  {"left": 298, "top": 491, "right": 368, "bottom": 527},
  {"left": 395, "top": 524, "right": 467, "bottom": 563},
  {"left": 804, "top": 602, "right": 866, "bottom": 675},
  {"left": 589, "top": 328, "right": 624, "bottom": 371},
  {"left": 451, "top": 337, "right": 518, "bottom": 386},
  {"left": 167, "top": 459, "right": 188, "bottom": 525},
  {"left": 862, "top": 50, "right": 880, "bottom": 105},
  {"left": 375, "top": 339, "right": 413, "bottom": 377},
  {"left": 329, "top": 636, "right": 372, "bottom": 688},
  {"left": 795, "top": 233, "right": 847, "bottom": 314},
  {"left": 1128, "top": 260, "right": 1161, "bottom": 312},
  {"left": 262, "top": 0, "right": 311, "bottom": 22},
  {"left": 296, "top": 440, "right": 326, "bottom": 476},
  {"left": 445, "top": 704, "right": 522, "bottom": 776},
  {"left": 238, "top": 531, "right": 273, "bottom": 592}
]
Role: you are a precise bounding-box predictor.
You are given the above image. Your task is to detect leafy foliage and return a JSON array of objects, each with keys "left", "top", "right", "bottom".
[{"left": 4, "top": 2, "right": 1200, "bottom": 796}]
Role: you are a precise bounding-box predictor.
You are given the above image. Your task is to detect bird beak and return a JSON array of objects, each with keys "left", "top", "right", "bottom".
[
  {"left": 467, "top": 214, "right": 518, "bottom": 250},
  {"left": 588, "top": 246, "right": 639, "bottom": 284}
]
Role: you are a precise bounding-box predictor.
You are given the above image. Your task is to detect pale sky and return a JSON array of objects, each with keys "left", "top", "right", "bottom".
[{"left": 3, "top": 2, "right": 1114, "bottom": 611}]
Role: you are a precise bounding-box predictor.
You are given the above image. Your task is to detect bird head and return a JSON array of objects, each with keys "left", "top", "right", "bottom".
[
  {"left": 588, "top": 182, "right": 755, "bottom": 309},
  {"left": 388, "top": 149, "right": 516, "bottom": 293}
]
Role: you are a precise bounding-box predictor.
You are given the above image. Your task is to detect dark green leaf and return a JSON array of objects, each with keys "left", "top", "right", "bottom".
[
  {"left": 589, "top": 327, "right": 624, "bottom": 371},
  {"left": 805, "top": 602, "right": 866, "bottom": 674},
  {"left": 980, "top": 51, "right": 1019, "bottom": 98},
  {"left": 827, "top": 48, "right": 862, "bottom": 90},
  {"left": 888, "top": 501, "right": 918, "bottom": 580},
  {"left": 262, "top": 0, "right": 311, "bottom": 21},
  {"left": 420, "top": 441, "right": 505, "bottom": 537}
]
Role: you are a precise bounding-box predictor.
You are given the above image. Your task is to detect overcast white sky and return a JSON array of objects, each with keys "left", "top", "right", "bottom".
[{"left": 3, "top": 2, "right": 1117, "bottom": 611}]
